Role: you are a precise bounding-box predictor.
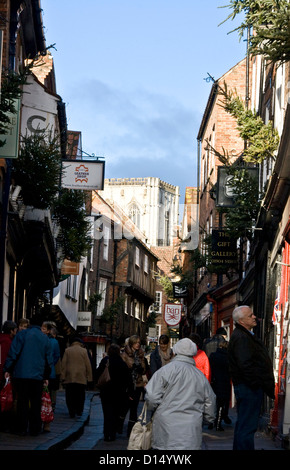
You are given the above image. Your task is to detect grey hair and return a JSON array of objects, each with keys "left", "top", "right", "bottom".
[{"left": 232, "top": 305, "right": 250, "bottom": 324}]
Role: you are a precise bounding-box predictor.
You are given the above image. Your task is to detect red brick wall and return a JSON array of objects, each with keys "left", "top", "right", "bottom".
[{"left": 196, "top": 58, "right": 252, "bottom": 332}]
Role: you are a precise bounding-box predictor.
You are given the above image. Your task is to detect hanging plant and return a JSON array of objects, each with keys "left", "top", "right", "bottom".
[
  {"left": 53, "top": 189, "right": 92, "bottom": 262},
  {"left": 218, "top": 166, "right": 261, "bottom": 240},
  {"left": 100, "top": 297, "right": 125, "bottom": 325},
  {"left": 12, "top": 131, "right": 62, "bottom": 209},
  {"left": 221, "top": 0, "right": 290, "bottom": 63},
  {"left": 218, "top": 82, "right": 279, "bottom": 164},
  {"left": 88, "top": 292, "right": 103, "bottom": 315}
]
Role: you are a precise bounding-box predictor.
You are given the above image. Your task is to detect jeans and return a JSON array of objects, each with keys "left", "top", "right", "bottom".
[{"left": 233, "top": 383, "right": 263, "bottom": 450}]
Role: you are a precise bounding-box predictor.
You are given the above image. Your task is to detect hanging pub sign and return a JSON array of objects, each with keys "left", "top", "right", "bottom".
[
  {"left": 211, "top": 229, "right": 238, "bottom": 268},
  {"left": 62, "top": 159, "right": 105, "bottom": 190},
  {"left": 172, "top": 283, "right": 188, "bottom": 298},
  {"left": 216, "top": 166, "right": 259, "bottom": 207},
  {"left": 164, "top": 303, "right": 182, "bottom": 327},
  {"left": 0, "top": 98, "right": 20, "bottom": 158}
]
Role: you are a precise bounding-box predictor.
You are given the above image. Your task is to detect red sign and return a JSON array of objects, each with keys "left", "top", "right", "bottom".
[{"left": 164, "top": 303, "right": 182, "bottom": 327}]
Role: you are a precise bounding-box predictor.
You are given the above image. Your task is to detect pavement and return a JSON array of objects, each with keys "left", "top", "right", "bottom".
[{"left": 0, "top": 389, "right": 287, "bottom": 454}]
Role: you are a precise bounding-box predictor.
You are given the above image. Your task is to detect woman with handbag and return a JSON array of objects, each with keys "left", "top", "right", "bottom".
[
  {"left": 96, "top": 343, "right": 133, "bottom": 442},
  {"left": 121, "top": 335, "right": 146, "bottom": 437},
  {"left": 145, "top": 338, "right": 216, "bottom": 450}
]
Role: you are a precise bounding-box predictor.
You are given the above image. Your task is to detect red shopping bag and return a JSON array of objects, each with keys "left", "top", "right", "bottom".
[
  {"left": 41, "top": 386, "right": 54, "bottom": 423},
  {"left": 0, "top": 378, "right": 13, "bottom": 412}
]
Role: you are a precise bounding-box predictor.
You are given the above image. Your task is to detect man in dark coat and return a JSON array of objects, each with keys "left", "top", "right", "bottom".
[
  {"left": 228, "top": 305, "right": 275, "bottom": 450},
  {"left": 209, "top": 340, "right": 232, "bottom": 430}
]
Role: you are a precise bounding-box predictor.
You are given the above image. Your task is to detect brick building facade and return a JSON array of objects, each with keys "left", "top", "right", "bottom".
[{"left": 191, "top": 57, "right": 252, "bottom": 339}]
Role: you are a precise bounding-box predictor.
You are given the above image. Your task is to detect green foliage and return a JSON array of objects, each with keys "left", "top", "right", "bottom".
[
  {"left": 221, "top": 0, "right": 290, "bottom": 63},
  {"left": 12, "top": 131, "right": 62, "bottom": 209},
  {"left": 158, "top": 275, "right": 174, "bottom": 302},
  {"left": 1, "top": 49, "right": 92, "bottom": 264},
  {"left": 0, "top": 50, "right": 56, "bottom": 142},
  {"left": 146, "top": 309, "right": 157, "bottom": 328},
  {"left": 0, "top": 68, "right": 32, "bottom": 141},
  {"left": 88, "top": 292, "right": 103, "bottom": 314},
  {"left": 53, "top": 189, "right": 92, "bottom": 262},
  {"left": 101, "top": 297, "right": 125, "bottom": 325},
  {"left": 218, "top": 82, "right": 279, "bottom": 164},
  {"left": 218, "top": 167, "right": 261, "bottom": 240}
]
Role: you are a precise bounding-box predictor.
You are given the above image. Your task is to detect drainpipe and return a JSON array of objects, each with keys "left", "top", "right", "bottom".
[{"left": 197, "top": 138, "right": 201, "bottom": 205}]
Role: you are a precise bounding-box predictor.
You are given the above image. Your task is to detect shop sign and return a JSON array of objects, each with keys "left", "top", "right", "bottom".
[
  {"left": 77, "top": 311, "right": 91, "bottom": 326},
  {"left": 211, "top": 230, "right": 237, "bottom": 268},
  {"left": 216, "top": 166, "right": 259, "bottom": 207},
  {"left": 62, "top": 159, "right": 105, "bottom": 190},
  {"left": 61, "top": 259, "right": 80, "bottom": 275},
  {"left": 172, "top": 283, "right": 188, "bottom": 298},
  {"left": 0, "top": 99, "right": 20, "bottom": 158},
  {"left": 164, "top": 303, "right": 182, "bottom": 326}
]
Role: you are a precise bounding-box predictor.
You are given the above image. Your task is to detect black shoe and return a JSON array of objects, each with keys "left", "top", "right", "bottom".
[
  {"left": 223, "top": 416, "right": 232, "bottom": 424},
  {"left": 216, "top": 425, "right": 225, "bottom": 431}
]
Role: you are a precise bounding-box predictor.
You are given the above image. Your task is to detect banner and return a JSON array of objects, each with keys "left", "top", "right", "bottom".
[
  {"left": 272, "top": 288, "right": 281, "bottom": 326},
  {"left": 62, "top": 159, "right": 105, "bottom": 190}
]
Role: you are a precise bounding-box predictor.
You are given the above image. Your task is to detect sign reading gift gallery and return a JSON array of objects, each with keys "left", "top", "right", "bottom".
[
  {"left": 62, "top": 159, "right": 105, "bottom": 190},
  {"left": 211, "top": 229, "right": 237, "bottom": 268}
]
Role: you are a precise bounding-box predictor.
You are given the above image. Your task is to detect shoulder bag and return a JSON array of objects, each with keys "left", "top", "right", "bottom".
[
  {"left": 96, "top": 360, "right": 111, "bottom": 389},
  {"left": 127, "top": 401, "right": 153, "bottom": 450}
]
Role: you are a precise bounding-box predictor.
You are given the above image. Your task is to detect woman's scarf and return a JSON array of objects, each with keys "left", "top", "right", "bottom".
[
  {"left": 159, "top": 346, "right": 172, "bottom": 367},
  {"left": 132, "top": 350, "right": 142, "bottom": 388}
]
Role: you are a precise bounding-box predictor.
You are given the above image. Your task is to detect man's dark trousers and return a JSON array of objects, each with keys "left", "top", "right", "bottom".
[
  {"left": 233, "top": 383, "right": 263, "bottom": 450},
  {"left": 14, "top": 378, "right": 43, "bottom": 435}
]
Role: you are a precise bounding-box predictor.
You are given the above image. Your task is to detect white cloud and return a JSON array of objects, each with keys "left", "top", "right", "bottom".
[{"left": 64, "top": 79, "right": 198, "bottom": 195}]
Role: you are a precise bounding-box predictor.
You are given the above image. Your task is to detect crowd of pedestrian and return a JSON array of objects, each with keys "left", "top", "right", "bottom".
[
  {"left": 0, "top": 303, "right": 275, "bottom": 450},
  {"left": 0, "top": 317, "right": 93, "bottom": 437}
]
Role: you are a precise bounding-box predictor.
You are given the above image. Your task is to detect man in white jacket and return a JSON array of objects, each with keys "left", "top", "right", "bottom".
[{"left": 145, "top": 338, "right": 216, "bottom": 450}]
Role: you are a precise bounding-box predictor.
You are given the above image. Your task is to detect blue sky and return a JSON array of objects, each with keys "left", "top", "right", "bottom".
[{"left": 41, "top": 0, "right": 246, "bottom": 201}]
